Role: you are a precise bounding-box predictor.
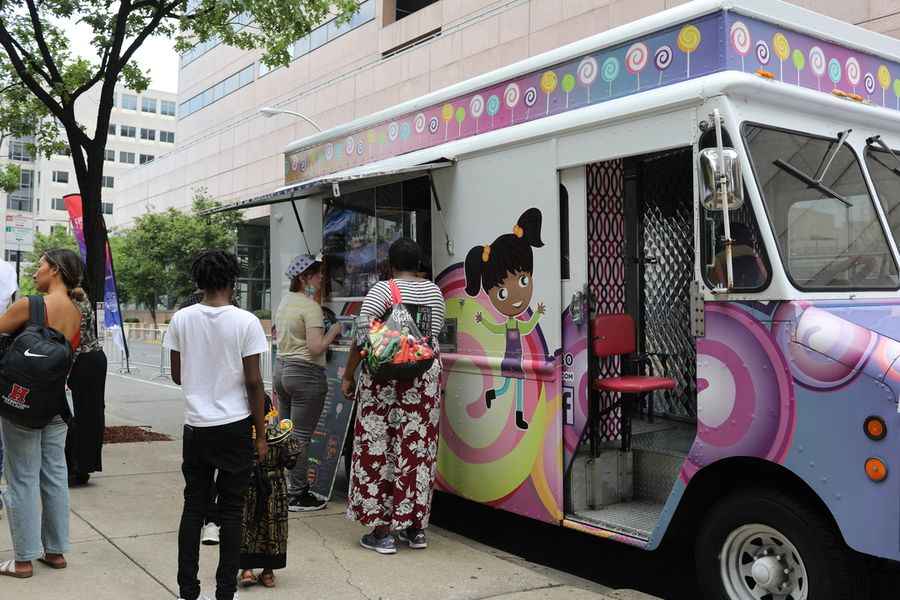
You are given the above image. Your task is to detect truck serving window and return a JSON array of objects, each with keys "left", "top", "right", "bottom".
[
  {"left": 743, "top": 124, "right": 899, "bottom": 290},
  {"left": 864, "top": 145, "right": 900, "bottom": 249},
  {"left": 321, "top": 176, "right": 432, "bottom": 300}
]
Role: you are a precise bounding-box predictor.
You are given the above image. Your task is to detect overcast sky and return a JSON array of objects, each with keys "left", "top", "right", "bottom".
[{"left": 61, "top": 18, "right": 180, "bottom": 93}]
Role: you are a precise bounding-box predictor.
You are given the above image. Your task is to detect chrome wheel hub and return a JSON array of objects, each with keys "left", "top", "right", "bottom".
[{"left": 719, "top": 524, "right": 808, "bottom": 599}]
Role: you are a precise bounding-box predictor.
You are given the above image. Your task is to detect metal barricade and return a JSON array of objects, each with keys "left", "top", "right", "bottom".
[{"left": 105, "top": 328, "right": 274, "bottom": 386}]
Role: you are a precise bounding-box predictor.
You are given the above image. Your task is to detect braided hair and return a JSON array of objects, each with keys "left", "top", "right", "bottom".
[
  {"left": 189, "top": 249, "right": 240, "bottom": 292},
  {"left": 464, "top": 208, "right": 544, "bottom": 297}
]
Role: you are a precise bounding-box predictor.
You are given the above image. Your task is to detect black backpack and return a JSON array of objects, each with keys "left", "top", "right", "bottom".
[{"left": 0, "top": 296, "right": 75, "bottom": 428}]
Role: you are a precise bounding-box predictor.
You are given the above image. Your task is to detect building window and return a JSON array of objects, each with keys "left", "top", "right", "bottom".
[
  {"left": 112, "top": 92, "right": 117, "bottom": 108},
  {"left": 394, "top": 0, "right": 438, "bottom": 21},
  {"left": 102, "top": 202, "right": 113, "bottom": 215},
  {"left": 160, "top": 130, "right": 175, "bottom": 143},
  {"left": 120, "top": 151, "right": 135, "bottom": 164},
  {"left": 121, "top": 125, "right": 136, "bottom": 138},
  {"left": 121, "top": 94, "right": 137, "bottom": 110},
  {"left": 52, "top": 170, "right": 69, "bottom": 183},
  {"left": 139, "top": 153, "right": 155, "bottom": 164},
  {"left": 8, "top": 140, "right": 32, "bottom": 162},
  {"left": 51, "top": 197, "right": 66, "bottom": 210},
  {"left": 161, "top": 100, "right": 176, "bottom": 117},
  {"left": 105, "top": 149, "right": 115, "bottom": 161},
  {"left": 5, "top": 250, "right": 22, "bottom": 262},
  {"left": 179, "top": 65, "right": 254, "bottom": 119},
  {"left": 7, "top": 194, "right": 32, "bottom": 211},
  {"left": 102, "top": 176, "right": 114, "bottom": 188},
  {"left": 141, "top": 97, "right": 157, "bottom": 113},
  {"left": 108, "top": 123, "right": 116, "bottom": 135},
  {"left": 140, "top": 128, "right": 155, "bottom": 141}
]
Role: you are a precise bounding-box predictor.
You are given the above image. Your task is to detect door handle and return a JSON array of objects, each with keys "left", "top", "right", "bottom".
[{"left": 570, "top": 290, "right": 585, "bottom": 326}]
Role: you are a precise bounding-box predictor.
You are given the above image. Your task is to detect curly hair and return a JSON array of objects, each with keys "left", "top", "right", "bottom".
[{"left": 189, "top": 249, "right": 240, "bottom": 292}]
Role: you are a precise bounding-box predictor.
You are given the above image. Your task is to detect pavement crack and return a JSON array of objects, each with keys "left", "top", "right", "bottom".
[
  {"left": 476, "top": 583, "right": 565, "bottom": 599},
  {"left": 301, "top": 519, "right": 371, "bottom": 600}
]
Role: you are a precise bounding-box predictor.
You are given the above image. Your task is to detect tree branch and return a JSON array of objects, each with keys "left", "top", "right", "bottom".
[
  {"left": 0, "top": 23, "right": 65, "bottom": 122},
  {"left": 24, "top": 0, "right": 63, "bottom": 83}
]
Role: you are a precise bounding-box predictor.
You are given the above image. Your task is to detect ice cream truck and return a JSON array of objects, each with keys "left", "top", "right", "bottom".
[{"left": 210, "top": 0, "right": 900, "bottom": 596}]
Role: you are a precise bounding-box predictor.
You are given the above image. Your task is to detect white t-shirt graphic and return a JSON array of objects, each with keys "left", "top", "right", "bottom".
[{"left": 164, "top": 304, "right": 269, "bottom": 427}]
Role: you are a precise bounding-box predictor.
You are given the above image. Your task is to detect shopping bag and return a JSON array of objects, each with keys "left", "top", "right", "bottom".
[{"left": 360, "top": 280, "right": 435, "bottom": 380}]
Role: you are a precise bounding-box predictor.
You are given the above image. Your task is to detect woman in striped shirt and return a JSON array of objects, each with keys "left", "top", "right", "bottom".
[{"left": 342, "top": 237, "right": 445, "bottom": 555}]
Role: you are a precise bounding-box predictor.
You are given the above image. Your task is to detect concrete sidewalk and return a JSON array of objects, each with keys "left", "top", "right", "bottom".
[{"left": 0, "top": 414, "right": 659, "bottom": 600}]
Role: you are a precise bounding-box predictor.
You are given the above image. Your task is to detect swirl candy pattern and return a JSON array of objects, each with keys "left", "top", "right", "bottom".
[
  {"left": 865, "top": 72, "right": 876, "bottom": 95},
  {"left": 602, "top": 56, "right": 620, "bottom": 95},
  {"left": 731, "top": 21, "right": 751, "bottom": 72},
  {"left": 654, "top": 45, "right": 673, "bottom": 85},
  {"left": 879, "top": 65, "right": 891, "bottom": 105},
  {"left": 414, "top": 112, "right": 426, "bottom": 134},
  {"left": 807, "top": 46, "right": 825, "bottom": 89},
  {"left": 755, "top": 40, "right": 770, "bottom": 66},
  {"left": 577, "top": 57, "right": 598, "bottom": 101},
  {"left": 845, "top": 57, "right": 861, "bottom": 89},
  {"left": 541, "top": 71, "right": 558, "bottom": 115},
  {"left": 469, "top": 95, "right": 484, "bottom": 132},
  {"left": 828, "top": 58, "right": 842, "bottom": 85},
  {"left": 773, "top": 32, "right": 789, "bottom": 80},
  {"left": 388, "top": 122, "right": 399, "bottom": 142},
  {"left": 626, "top": 42, "right": 649, "bottom": 90},
  {"left": 677, "top": 25, "right": 701, "bottom": 77},
  {"left": 504, "top": 83, "right": 520, "bottom": 122}
]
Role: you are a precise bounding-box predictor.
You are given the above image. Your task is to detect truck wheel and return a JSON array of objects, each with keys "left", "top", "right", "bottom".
[{"left": 695, "top": 487, "right": 867, "bottom": 600}]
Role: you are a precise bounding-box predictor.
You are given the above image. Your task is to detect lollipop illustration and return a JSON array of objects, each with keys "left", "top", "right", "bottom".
[
  {"left": 730, "top": 21, "right": 751, "bottom": 72},
  {"left": 400, "top": 122, "right": 411, "bottom": 148},
  {"left": 828, "top": 58, "right": 842, "bottom": 88},
  {"left": 677, "top": 25, "right": 701, "bottom": 78},
  {"left": 345, "top": 136, "right": 354, "bottom": 157},
  {"left": 441, "top": 103, "right": 454, "bottom": 140},
  {"left": 428, "top": 115, "right": 439, "bottom": 135},
  {"left": 541, "top": 70, "right": 558, "bottom": 115},
  {"left": 377, "top": 130, "right": 386, "bottom": 157},
  {"left": 504, "top": 83, "right": 520, "bottom": 123},
  {"left": 845, "top": 57, "right": 860, "bottom": 93},
  {"left": 366, "top": 129, "right": 376, "bottom": 158},
  {"left": 560, "top": 74, "right": 576, "bottom": 108},
  {"left": 865, "top": 72, "right": 876, "bottom": 99},
  {"left": 455, "top": 107, "right": 466, "bottom": 136},
  {"left": 602, "top": 56, "right": 620, "bottom": 96},
  {"left": 654, "top": 45, "right": 672, "bottom": 85},
  {"left": 878, "top": 65, "right": 891, "bottom": 106},
  {"left": 470, "top": 95, "right": 484, "bottom": 133},
  {"left": 808, "top": 46, "right": 825, "bottom": 90},
  {"left": 577, "top": 56, "right": 598, "bottom": 102},
  {"left": 626, "top": 42, "right": 649, "bottom": 90},
  {"left": 791, "top": 49, "right": 805, "bottom": 85},
  {"left": 388, "top": 121, "right": 399, "bottom": 143},
  {"left": 523, "top": 86, "right": 538, "bottom": 120},
  {"left": 486, "top": 94, "right": 501, "bottom": 127},
  {"left": 755, "top": 40, "right": 770, "bottom": 66},
  {"left": 324, "top": 142, "right": 334, "bottom": 161},
  {"left": 895, "top": 79, "right": 900, "bottom": 110},
  {"left": 772, "top": 33, "right": 789, "bottom": 81}
]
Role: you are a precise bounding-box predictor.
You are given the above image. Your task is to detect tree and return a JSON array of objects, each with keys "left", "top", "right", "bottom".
[
  {"left": 17, "top": 227, "right": 79, "bottom": 296},
  {"left": 0, "top": 0, "right": 358, "bottom": 311},
  {"left": 114, "top": 189, "right": 242, "bottom": 325}
]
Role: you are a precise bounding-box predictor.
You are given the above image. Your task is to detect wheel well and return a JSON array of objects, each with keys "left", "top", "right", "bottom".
[{"left": 662, "top": 457, "right": 841, "bottom": 548}]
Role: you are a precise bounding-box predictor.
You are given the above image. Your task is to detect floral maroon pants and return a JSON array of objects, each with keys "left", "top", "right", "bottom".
[{"left": 347, "top": 359, "right": 441, "bottom": 530}]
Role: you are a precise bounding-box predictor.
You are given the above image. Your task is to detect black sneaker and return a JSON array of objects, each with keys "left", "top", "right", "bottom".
[
  {"left": 360, "top": 532, "right": 397, "bottom": 554},
  {"left": 398, "top": 527, "right": 427, "bottom": 549},
  {"left": 288, "top": 489, "right": 327, "bottom": 512}
]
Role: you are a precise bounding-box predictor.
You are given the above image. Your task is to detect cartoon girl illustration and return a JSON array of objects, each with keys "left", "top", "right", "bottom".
[{"left": 464, "top": 208, "right": 545, "bottom": 430}]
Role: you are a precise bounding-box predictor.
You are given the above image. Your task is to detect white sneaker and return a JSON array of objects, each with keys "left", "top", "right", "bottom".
[{"left": 200, "top": 522, "right": 220, "bottom": 546}]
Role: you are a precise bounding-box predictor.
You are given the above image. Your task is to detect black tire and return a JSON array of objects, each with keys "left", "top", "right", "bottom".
[{"left": 695, "top": 487, "right": 868, "bottom": 600}]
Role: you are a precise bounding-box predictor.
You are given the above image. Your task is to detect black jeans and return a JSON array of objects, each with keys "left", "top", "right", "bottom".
[{"left": 177, "top": 417, "right": 253, "bottom": 600}]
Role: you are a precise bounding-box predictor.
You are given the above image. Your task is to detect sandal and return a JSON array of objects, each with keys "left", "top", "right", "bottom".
[
  {"left": 0, "top": 558, "right": 32, "bottom": 578},
  {"left": 259, "top": 571, "right": 276, "bottom": 588},
  {"left": 240, "top": 570, "right": 257, "bottom": 586},
  {"left": 37, "top": 555, "right": 67, "bottom": 569}
]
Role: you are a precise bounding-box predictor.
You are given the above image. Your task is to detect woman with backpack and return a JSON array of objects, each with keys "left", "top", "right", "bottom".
[
  {"left": 341, "top": 238, "right": 445, "bottom": 555},
  {"left": 0, "top": 248, "right": 84, "bottom": 578}
]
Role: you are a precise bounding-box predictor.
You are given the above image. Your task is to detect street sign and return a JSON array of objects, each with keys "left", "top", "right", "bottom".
[{"left": 4, "top": 210, "right": 34, "bottom": 248}]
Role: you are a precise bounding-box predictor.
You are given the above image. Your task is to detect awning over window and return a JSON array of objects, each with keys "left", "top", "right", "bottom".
[{"left": 201, "top": 158, "right": 453, "bottom": 215}]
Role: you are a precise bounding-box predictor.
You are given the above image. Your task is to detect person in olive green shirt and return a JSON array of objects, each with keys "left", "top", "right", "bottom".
[{"left": 273, "top": 254, "right": 342, "bottom": 512}]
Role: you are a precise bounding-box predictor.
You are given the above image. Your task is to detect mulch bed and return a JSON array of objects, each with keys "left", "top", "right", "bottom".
[{"left": 103, "top": 425, "right": 173, "bottom": 444}]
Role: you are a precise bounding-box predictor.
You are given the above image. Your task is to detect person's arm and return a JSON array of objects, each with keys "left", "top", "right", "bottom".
[
  {"left": 0, "top": 297, "right": 29, "bottom": 334},
  {"left": 475, "top": 311, "right": 507, "bottom": 334},
  {"left": 305, "top": 322, "right": 343, "bottom": 356},
  {"left": 243, "top": 354, "right": 268, "bottom": 462},
  {"left": 519, "top": 303, "right": 546, "bottom": 335},
  {"left": 342, "top": 338, "right": 362, "bottom": 399},
  {"left": 170, "top": 351, "right": 181, "bottom": 385}
]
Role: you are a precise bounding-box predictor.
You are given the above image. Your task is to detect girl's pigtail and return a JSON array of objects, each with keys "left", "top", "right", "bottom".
[
  {"left": 464, "top": 245, "right": 487, "bottom": 296},
  {"left": 517, "top": 208, "right": 544, "bottom": 248}
]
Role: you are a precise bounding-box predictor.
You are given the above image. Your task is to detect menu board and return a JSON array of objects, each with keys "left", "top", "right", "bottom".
[{"left": 307, "top": 348, "right": 355, "bottom": 500}]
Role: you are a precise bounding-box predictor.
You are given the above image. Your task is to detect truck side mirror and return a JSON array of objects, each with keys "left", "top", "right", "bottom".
[{"left": 699, "top": 147, "right": 744, "bottom": 210}]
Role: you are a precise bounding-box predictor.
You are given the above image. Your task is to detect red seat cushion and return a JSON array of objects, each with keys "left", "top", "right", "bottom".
[{"left": 592, "top": 376, "right": 676, "bottom": 394}]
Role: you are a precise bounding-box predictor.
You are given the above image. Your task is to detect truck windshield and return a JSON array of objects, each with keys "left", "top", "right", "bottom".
[
  {"left": 864, "top": 145, "right": 900, "bottom": 248},
  {"left": 743, "top": 124, "right": 899, "bottom": 290}
]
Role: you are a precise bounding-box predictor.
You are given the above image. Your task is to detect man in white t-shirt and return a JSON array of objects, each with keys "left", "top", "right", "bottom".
[
  {"left": 0, "top": 260, "right": 14, "bottom": 513},
  {"left": 164, "top": 249, "right": 268, "bottom": 600}
]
